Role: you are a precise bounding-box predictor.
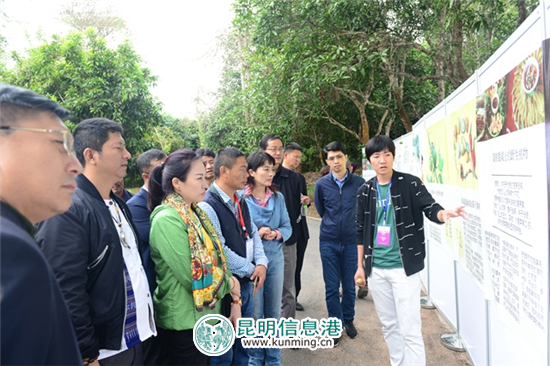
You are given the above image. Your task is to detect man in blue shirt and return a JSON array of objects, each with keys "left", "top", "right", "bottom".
[{"left": 314, "top": 141, "right": 365, "bottom": 346}]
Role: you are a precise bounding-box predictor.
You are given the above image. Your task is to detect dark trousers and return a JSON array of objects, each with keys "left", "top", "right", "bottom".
[
  {"left": 158, "top": 328, "right": 209, "bottom": 366},
  {"left": 142, "top": 335, "right": 161, "bottom": 366},
  {"left": 294, "top": 237, "right": 308, "bottom": 298},
  {"left": 100, "top": 342, "right": 143, "bottom": 366}
]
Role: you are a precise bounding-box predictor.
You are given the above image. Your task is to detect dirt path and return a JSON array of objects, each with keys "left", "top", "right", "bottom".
[{"left": 280, "top": 218, "right": 472, "bottom": 366}]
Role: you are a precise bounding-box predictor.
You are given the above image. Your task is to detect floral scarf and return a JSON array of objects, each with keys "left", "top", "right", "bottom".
[{"left": 163, "top": 193, "right": 230, "bottom": 312}]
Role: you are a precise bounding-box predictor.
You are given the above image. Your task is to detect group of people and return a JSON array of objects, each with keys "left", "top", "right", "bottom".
[{"left": 1, "top": 83, "right": 466, "bottom": 366}]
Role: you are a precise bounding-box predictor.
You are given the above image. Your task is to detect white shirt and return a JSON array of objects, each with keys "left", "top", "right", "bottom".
[{"left": 99, "top": 199, "right": 157, "bottom": 360}]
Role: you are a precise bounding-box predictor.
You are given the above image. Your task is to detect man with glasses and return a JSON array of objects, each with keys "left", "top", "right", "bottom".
[
  {"left": 260, "top": 134, "right": 302, "bottom": 320},
  {"left": 314, "top": 141, "right": 365, "bottom": 346},
  {"left": 0, "top": 83, "right": 82, "bottom": 365},
  {"left": 37, "top": 118, "right": 157, "bottom": 366}
]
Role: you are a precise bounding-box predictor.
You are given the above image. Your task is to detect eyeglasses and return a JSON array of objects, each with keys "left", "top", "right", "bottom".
[
  {"left": 0, "top": 126, "right": 76, "bottom": 157},
  {"left": 266, "top": 147, "right": 284, "bottom": 153},
  {"left": 327, "top": 154, "right": 345, "bottom": 161}
]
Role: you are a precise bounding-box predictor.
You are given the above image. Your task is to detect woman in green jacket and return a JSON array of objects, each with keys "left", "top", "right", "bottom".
[{"left": 148, "top": 149, "right": 241, "bottom": 365}]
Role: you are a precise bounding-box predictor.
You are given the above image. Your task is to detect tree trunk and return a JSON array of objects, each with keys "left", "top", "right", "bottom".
[
  {"left": 388, "top": 73, "right": 412, "bottom": 133},
  {"left": 358, "top": 102, "right": 370, "bottom": 144},
  {"left": 517, "top": 0, "right": 527, "bottom": 27},
  {"left": 452, "top": 11, "right": 470, "bottom": 83}
]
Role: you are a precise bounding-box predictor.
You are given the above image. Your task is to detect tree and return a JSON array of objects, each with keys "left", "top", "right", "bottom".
[
  {"left": 59, "top": 0, "right": 128, "bottom": 39},
  {"left": 229, "top": 0, "right": 536, "bottom": 139},
  {"left": 202, "top": 0, "right": 538, "bottom": 170},
  {"left": 3, "top": 29, "right": 163, "bottom": 166},
  {"left": 144, "top": 115, "right": 201, "bottom": 154}
]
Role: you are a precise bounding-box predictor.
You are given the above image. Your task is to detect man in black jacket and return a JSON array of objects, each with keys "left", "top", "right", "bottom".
[
  {"left": 37, "top": 118, "right": 157, "bottom": 366},
  {"left": 282, "top": 142, "right": 311, "bottom": 312},
  {"left": 355, "top": 135, "right": 465, "bottom": 366},
  {"left": 260, "top": 134, "right": 302, "bottom": 320},
  {"left": 0, "top": 83, "right": 82, "bottom": 366}
]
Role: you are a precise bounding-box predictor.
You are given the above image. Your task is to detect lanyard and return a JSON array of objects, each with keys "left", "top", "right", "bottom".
[
  {"left": 376, "top": 179, "right": 392, "bottom": 224},
  {"left": 234, "top": 194, "right": 250, "bottom": 239}
]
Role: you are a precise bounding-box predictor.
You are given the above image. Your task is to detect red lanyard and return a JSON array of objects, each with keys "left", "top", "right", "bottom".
[{"left": 234, "top": 194, "right": 250, "bottom": 239}]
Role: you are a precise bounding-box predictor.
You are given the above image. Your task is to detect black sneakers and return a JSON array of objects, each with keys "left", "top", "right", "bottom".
[
  {"left": 333, "top": 336, "right": 341, "bottom": 347},
  {"left": 296, "top": 302, "right": 304, "bottom": 311},
  {"left": 344, "top": 321, "right": 357, "bottom": 339}
]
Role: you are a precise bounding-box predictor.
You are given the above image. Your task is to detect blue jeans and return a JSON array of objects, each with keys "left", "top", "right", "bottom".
[
  {"left": 319, "top": 241, "right": 357, "bottom": 324},
  {"left": 249, "top": 245, "right": 284, "bottom": 366},
  {"left": 210, "top": 282, "right": 252, "bottom": 366}
]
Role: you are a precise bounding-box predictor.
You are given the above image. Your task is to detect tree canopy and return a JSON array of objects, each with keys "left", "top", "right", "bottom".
[{"left": 201, "top": 0, "right": 538, "bottom": 169}]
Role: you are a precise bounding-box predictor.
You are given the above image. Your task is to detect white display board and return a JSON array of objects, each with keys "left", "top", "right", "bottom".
[{"left": 392, "top": 4, "right": 550, "bottom": 364}]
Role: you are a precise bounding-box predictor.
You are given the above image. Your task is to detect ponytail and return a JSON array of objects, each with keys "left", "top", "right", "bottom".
[
  {"left": 146, "top": 149, "right": 200, "bottom": 212},
  {"left": 147, "top": 163, "right": 165, "bottom": 213}
]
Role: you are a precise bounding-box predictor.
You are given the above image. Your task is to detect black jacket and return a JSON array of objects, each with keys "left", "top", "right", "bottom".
[
  {"left": 356, "top": 170, "right": 444, "bottom": 277},
  {"left": 274, "top": 165, "right": 301, "bottom": 245},
  {"left": 36, "top": 174, "right": 141, "bottom": 359},
  {"left": 1, "top": 202, "right": 81, "bottom": 365}
]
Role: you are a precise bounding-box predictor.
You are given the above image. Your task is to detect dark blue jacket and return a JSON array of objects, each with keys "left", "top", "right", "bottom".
[
  {"left": 120, "top": 188, "right": 133, "bottom": 202},
  {"left": 127, "top": 187, "right": 157, "bottom": 292},
  {"left": 1, "top": 202, "right": 81, "bottom": 365},
  {"left": 314, "top": 171, "right": 365, "bottom": 244}
]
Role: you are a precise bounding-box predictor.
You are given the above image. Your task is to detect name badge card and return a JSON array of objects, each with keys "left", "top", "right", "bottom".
[
  {"left": 376, "top": 225, "right": 391, "bottom": 246},
  {"left": 246, "top": 238, "right": 254, "bottom": 262}
]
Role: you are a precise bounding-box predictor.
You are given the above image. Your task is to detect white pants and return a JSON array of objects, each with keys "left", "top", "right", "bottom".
[{"left": 369, "top": 267, "right": 426, "bottom": 366}]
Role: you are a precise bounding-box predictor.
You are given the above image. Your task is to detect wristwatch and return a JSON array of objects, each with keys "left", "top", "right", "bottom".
[{"left": 231, "top": 298, "right": 242, "bottom": 306}]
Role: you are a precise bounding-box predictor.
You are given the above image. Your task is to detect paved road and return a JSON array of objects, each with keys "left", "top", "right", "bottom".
[{"left": 280, "top": 218, "right": 472, "bottom": 366}]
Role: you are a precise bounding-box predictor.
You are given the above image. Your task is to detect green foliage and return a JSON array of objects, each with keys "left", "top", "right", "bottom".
[
  {"left": 144, "top": 114, "right": 201, "bottom": 154},
  {"left": 202, "top": 0, "right": 536, "bottom": 171},
  {"left": 3, "top": 29, "right": 162, "bottom": 184}
]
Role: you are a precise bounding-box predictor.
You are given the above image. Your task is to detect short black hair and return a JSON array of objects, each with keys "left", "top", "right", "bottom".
[
  {"left": 136, "top": 149, "right": 167, "bottom": 175},
  {"left": 246, "top": 151, "right": 278, "bottom": 194},
  {"left": 73, "top": 118, "right": 124, "bottom": 167},
  {"left": 365, "top": 135, "right": 395, "bottom": 162},
  {"left": 0, "top": 83, "right": 71, "bottom": 128},
  {"left": 260, "top": 133, "right": 284, "bottom": 150},
  {"left": 214, "top": 147, "right": 245, "bottom": 178},
  {"left": 284, "top": 142, "right": 303, "bottom": 154},
  {"left": 323, "top": 141, "right": 346, "bottom": 157},
  {"left": 196, "top": 148, "right": 215, "bottom": 159}
]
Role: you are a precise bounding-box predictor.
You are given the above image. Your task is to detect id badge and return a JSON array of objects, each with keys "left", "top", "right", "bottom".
[
  {"left": 376, "top": 225, "right": 391, "bottom": 246},
  {"left": 246, "top": 238, "right": 254, "bottom": 262}
]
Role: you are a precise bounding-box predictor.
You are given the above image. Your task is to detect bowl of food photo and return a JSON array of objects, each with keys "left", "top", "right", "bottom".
[
  {"left": 522, "top": 56, "right": 539, "bottom": 94},
  {"left": 488, "top": 112, "right": 504, "bottom": 137},
  {"left": 491, "top": 92, "right": 499, "bottom": 114}
]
